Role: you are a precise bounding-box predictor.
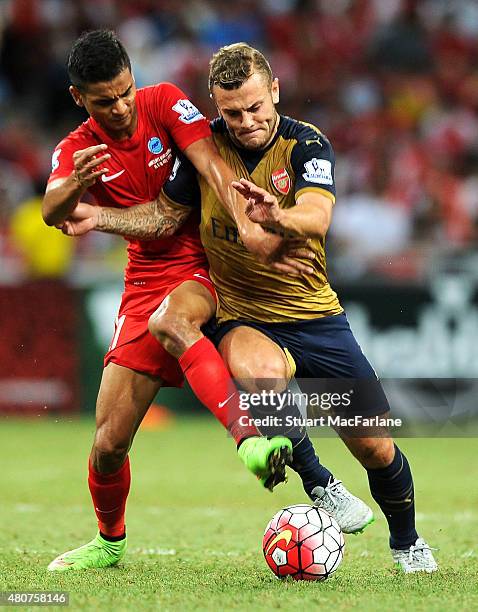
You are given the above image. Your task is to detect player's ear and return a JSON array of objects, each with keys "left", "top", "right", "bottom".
[
  {"left": 271, "top": 78, "right": 280, "bottom": 104},
  {"left": 69, "top": 85, "right": 84, "bottom": 108},
  {"left": 210, "top": 93, "right": 222, "bottom": 119}
]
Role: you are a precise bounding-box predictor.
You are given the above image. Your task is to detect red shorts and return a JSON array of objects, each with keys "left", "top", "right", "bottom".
[{"left": 104, "top": 269, "right": 215, "bottom": 386}]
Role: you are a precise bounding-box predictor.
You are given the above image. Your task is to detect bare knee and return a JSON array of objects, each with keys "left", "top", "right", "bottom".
[
  {"left": 148, "top": 309, "right": 176, "bottom": 344},
  {"left": 252, "top": 361, "right": 289, "bottom": 392},
  {"left": 226, "top": 356, "right": 288, "bottom": 392},
  {"left": 148, "top": 309, "right": 200, "bottom": 358},
  {"left": 91, "top": 426, "right": 131, "bottom": 474},
  {"left": 345, "top": 437, "right": 395, "bottom": 469},
  {"left": 218, "top": 327, "right": 291, "bottom": 392}
]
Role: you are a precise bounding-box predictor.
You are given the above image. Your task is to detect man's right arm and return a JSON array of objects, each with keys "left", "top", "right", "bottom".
[{"left": 42, "top": 144, "right": 110, "bottom": 226}]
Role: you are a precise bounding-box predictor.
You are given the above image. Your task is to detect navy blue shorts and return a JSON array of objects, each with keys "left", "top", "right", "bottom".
[{"left": 204, "top": 313, "right": 390, "bottom": 419}]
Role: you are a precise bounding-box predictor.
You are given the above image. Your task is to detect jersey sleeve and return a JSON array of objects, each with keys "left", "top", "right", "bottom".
[
  {"left": 161, "top": 153, "right": 201, "bottom": 208},
  {"left": 47, "top": 137, "right": 77, "bottom": 183},
  {"left": 290, "top": 133, "right": 336, "bottom": 203},
  {"left": 154, "top": 83, "right": 211, "bottom": 151}
]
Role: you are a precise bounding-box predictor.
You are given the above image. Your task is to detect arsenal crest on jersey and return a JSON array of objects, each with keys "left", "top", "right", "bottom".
[{"left": 271, "top": 168, "right": 291, "bottom": 195}]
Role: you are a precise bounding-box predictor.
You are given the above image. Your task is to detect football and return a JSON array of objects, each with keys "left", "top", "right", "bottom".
[{"left": 263, "top": 504, "right": 345, "bottom": 581}]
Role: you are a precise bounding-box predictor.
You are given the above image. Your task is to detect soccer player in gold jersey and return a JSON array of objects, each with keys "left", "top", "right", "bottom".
[{"left": 60, "top": 44, "right": 437, "bottom": 573}]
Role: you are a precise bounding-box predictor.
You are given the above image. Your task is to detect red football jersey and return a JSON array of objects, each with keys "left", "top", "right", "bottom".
[{"left": 48, "top": 82, "right": 210, "bottom": 285}]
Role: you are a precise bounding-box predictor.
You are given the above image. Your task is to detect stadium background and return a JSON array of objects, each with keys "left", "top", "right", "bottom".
[{"left": 2, "top": 0, "right": 478, "bottom": 426}]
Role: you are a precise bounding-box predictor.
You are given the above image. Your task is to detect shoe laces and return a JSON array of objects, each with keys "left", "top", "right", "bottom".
[
  {"left": 318, "top": 479, "right": 349, "bottom": 511},
  {"left": 407, "top": 541, "right": 437, "bottom": 565}
]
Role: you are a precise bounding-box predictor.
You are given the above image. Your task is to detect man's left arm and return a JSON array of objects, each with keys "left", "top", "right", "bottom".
[
  {"left": 159, "top": 85, "right": 264, "bottom": 251},
  {"left": 57, "top": 197, "right": 192, "bottom": 240},
  {"left": 159, "top": 85, "right": 314, "bottom": 269},
  {"left": 184, "top": 136, "right": 287, "bottom": 258},
  {"left": 232, "top": 178, "right": 333, "bottom": 239},
  {"left": 232, "top": 130, "right": 336, "bottom": 239},
  {"left": 274, "top": 190, "right": 333, "bottom": 238}
]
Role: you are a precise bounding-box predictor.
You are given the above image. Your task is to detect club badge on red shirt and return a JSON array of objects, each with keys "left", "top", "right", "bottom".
[{"left": 271, "top": 168, "right": 290, "bottom": 195}]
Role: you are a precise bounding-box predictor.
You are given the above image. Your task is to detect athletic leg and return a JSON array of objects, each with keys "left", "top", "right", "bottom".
[
  {"left": 339, "top": 431, "right": 436, "bottom": 571},
  {"left": 218, "top": 325, "right": 372, "bottom": 531},
  {"left": 301, "top": 312, "right": 437, "bottom": 570},
  {"left": 148, "top": 280, "right": 291, "bottom": 488},
  {"left": 48, "top": 363, "right": 162, "bottom": 571},
  {"left": 149, "top": 280, "right": 254, "bottom": 439},
  {"left": 89, "top": 363, "right": 162, "bottom": 530}
]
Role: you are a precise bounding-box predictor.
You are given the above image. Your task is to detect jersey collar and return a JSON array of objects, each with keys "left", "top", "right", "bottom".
[{"left": 88, "top": 114, "right": 140, "bottom": 151}]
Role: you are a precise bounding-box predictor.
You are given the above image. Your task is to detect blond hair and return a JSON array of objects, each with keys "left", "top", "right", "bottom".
[{"left": 208, "top": 43, "right": 273, "bottom": 91}]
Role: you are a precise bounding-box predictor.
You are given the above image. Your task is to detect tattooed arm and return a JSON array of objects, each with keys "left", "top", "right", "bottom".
[{"left": 58, "top": 196, "right": 192, "bottom": 240}]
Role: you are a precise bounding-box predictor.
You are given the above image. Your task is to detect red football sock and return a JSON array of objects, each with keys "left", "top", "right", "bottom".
[
  {"left": 178, "top": 337, "right": 259, "bottom": 443},
  {"left": 88, "top": 456, "right": 130, "bottom": 537}
]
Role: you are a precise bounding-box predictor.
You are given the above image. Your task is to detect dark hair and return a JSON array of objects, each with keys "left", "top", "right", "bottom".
[
  {"left": 208, "top": 43, "right": 272, "bottom": 91},
  {"left": 67, "top": 29, "right": 131, "bottom": 90}
]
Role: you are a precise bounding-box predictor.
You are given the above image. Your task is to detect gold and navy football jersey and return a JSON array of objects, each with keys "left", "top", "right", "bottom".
[{"left": 162, "top": 115, "right": 343, "bottom": 323}]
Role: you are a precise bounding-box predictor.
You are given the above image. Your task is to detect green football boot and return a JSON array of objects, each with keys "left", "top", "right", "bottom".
[
  {"left": 238, "top": 436, "right": 293, "bottom": 491},
  {"left": 47, "top": 532, "right": 127, "bottom": 571}
]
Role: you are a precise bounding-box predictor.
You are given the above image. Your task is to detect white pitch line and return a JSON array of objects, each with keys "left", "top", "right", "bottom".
[
  {"left": 7, "top": 548, "right": 243, "bottom": 557},
  {"left": 131, "top": 548, "right": 177, "bottom": 556}
]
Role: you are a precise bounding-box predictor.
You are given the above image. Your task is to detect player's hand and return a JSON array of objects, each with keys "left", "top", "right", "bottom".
[
  {"left": 271, "top": 237, "right": 316, "bottom": 276},
  {"left": 72, "top": 144, "right": 111, "bottom": 189},
  {"left": 244, "top": 229, "right": 315, "bottom": 276},
  {"left": 56, "top": 202, "right": 99, "bottom": 236},
  {"left": 232, "top": 178, "right": 282, "bottom": 228}
]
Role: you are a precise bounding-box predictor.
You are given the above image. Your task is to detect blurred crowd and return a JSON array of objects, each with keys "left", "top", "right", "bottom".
[{"left": 2, "top": 0, "right": 478, "bottom": 282}]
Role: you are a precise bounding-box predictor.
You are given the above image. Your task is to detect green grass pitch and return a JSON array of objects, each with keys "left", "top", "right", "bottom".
[{"left": 1, "top": 416, "right": 477, "bottom": 611}]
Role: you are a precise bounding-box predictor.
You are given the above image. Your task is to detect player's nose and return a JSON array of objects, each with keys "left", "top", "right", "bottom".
[
  {"left": 240, "top": 112, "right": 255, "bottom": 129},
  {"left": 112, "top": 99, "right": 128, "bottom": 115}
]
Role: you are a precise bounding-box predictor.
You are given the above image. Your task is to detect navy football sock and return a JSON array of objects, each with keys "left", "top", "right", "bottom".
[
  {"left": 289, "top": 435, "right": 334, "bottom": 497},
  {"left": 366, "top": 444, "right": 418, "bottom": 549}
]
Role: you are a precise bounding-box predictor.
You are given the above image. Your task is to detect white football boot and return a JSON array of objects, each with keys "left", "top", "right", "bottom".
[
  {"left": 311, "top": 479, "right": 374, "bottom": 534},
  {"left": 391, "top": 537, "right": 438, "bottom": 573}
]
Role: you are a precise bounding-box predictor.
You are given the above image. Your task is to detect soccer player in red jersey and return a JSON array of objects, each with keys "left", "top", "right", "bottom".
[{"left": 43, "top": 30, "right": 305, "bottom": 571}]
